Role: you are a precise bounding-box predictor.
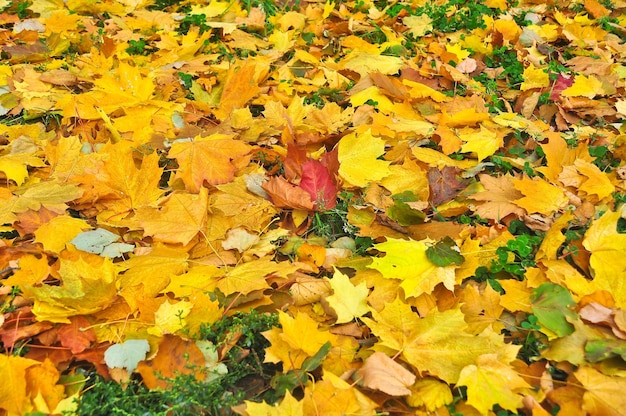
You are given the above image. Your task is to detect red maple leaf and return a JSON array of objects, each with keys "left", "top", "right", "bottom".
[{"left": 300, "top": 159, "right": 338, "bottom": 211}]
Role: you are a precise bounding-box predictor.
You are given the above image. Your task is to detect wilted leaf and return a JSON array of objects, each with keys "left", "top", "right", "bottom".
[
  {"left": 104, "top": 339, "right": 150, "bottom": 372},
  {"left": 58, "top": 316, "right": 96, "bottom": 354},
  {"left": 262, "top": 176, "right": 315, "bottom": 211},
  {"left": 356, "top": 352, "right": 416, "bottom": 396},
  {"left": 70, "top": 227, "right": 133, "bottom": 257}
]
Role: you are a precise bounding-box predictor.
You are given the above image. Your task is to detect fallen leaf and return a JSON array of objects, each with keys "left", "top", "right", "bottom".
[
  {"left": 168, "top": 134, "right": 251, "bottom": 192},
  {"left": 458, "top": 354, "right": 531, "bottom": 415},
  {"left": 326, "top": 268, "right": 369, "bottom": 324},
  {"left": 338, "top": 129, "right": 391, "bottom": 188},
  {"left": 356, "top": 352, "right": 416, "bottom": 396},
  {"left": 300, "top": 159, "right": 338, "bottom": 210}
]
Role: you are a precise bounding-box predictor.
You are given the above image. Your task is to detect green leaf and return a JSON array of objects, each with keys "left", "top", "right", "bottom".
[
  {"left": 585, "top": 339, "right": 626, "bottom": 363},
  {"left": 530, "top": 283, "right": 578, "bottom": 337},
  {"left": 387, "top": 200, "right": 426, "bottom": 226},
  {"left": 269, "top": 341, "right": 331, "bottom": 396},
  {"left": 426, "top": 236, "right": 465, "bottom": 266}
]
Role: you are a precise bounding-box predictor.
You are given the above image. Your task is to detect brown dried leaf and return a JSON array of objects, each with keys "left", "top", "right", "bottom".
[{"left": 356, "top": 352, "right": 416, "bottom": 396}]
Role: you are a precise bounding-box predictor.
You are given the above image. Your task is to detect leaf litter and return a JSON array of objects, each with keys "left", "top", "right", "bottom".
[{"left": 0, "top": 0, "right": 626, "bottom": 414}]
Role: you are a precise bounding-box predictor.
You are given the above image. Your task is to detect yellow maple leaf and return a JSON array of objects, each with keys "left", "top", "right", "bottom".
[
  {"left": 184, "top": 291, "right": 223, "bottom": 337},
  {"left": 46, "top": 135, "right": 82, "bottom": 181},
  {"left": 513, "top": 176, "right": 569, "bottom": 215},
  {"left": 11, "top": 181, "right": 83, "bottom": 215},
  {"left": 213, "top": 61, "right": 263, "bottom": 120},
  {"left": 460, "top": 283, "right": 505, "bottom": 335},
  {"left": 168, "top": 133, "right": 251, "bottom": 192},
  {"left": 210, "top": 179, "right": 278, "bottom": 237},
  {"left": 102, "top": 144, "right": 164, "bottom": 216},
  {"left": 4, "top": 254, "right": 50, "bottom": 288},
  {"left": 263, "top": 311, "right": 337, "bottom": 371},
  {"left": 0, "top": 354, "right": 40, "bottom": 414},
  {"left": 25, "top": 357, "right": 64, "bottom": 414},
  {"left": 147, "top": 299, "right": 193, "bottom": 336},
  {"left": 21, "top": 253, "right": 120, "bottom": 323},
  {"left": 458, "top": 354, "right": 531, "bottom": 416},
  {"left": 498, "top": 280, "right": 533, "bottom": 313},
  {"left": 582, "top": 210, "right": 626, "bottom": 308},
  {"left": 339, "top": 51, "right": 403, "bottom": 77},
  {"left": 380, "top": 157, "right": 429, "bottom": 200},
  {"left": 338, "top": 129, "right": 391, "bottom": 188},
  {"left": 574, "top": 159, "right": 615, "bottom": 201},
  {"left": 536, "top": 211, "right": 575, "bottom": 261},
  {"left": 403, "top": 79, "right": 448, "bottom": 103},
  {"left": 445, "top": 43, "right": 470, "bottom": 62},
  {"left": 412, "top": 146, "right": 477, "bottom": 170},
  {"left": 440, "top": 107, "right": 490, "bottom": 128},
  {"left": 245, "top": 391, "right": 303, "bottom": 416},
  {"left": 561, "top": 74, "right": 605, "bottom": 99},
  {"left": 459, "top": 125, "right": 503, "bottom": 161},
  {"left": 217, "top": 257, "right": 299, "bottom": 296},
  {"left": 407, "top": 377, "right": 453, "bottom": 411},
  {"left": 136, "top": 188, "right": 208, "bottom": 245},
  {"left": 349, "top": 86, "right": 395, "bottom": 114},
  {"left": 363, "top": 299, "right": 519, "bottom": 383},
  {"left": 34, "top": 215, "right": 89, "bottom": 253},
  {"left": 368, "top": 238, "right": 456, "bottom": 298},
  {"left": 576, "top": 366, "right": 626, "bottom": 416},
  {"left": 0, "top": 154, "right": 37, "bottom": 186},
  {"left": 118, "top": 244, "right": 189, "bottom": 310},
  {"left": 302, "top": 371, "right": 379, "bottom": 416},
  {"left": 520, "top": 64, "right": 550, "bottom": 91},
  {"left": 403, "top": 14, "right": 433, "bottom": 37},
  {"left": 326, "top": 268, "right": 369, "bottom": 324}
]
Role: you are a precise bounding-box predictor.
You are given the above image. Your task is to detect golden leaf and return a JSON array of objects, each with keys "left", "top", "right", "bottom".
[
  {"left": 326, "top": 268, "right": 369, "bottom": 324},
  {"left": 338, "top": 129, "right": 391, "bottom": 188},
  {"left": 458, "top": 354, "right": 531, "bottom": 415}
]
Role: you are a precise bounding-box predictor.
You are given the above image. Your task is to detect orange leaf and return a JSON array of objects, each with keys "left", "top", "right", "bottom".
[
  {"left": 57, "top": 316, "right": 96, "bottom": 354},
  {"left": 471, "top": 174, "right": 525, "bottom": 220},
  {"left": 262, "top": 176, "right": 315, "bottom": 211},
  {"left": 168, "top": 133, "right": 251, "bottom": 192},
  {"left": 136, "top": 335, "right": 205, "bottom": 389},
  {"left": 136, "top": 188, "right": 208, "bottom": 245},
  {"left": 213, "top": 61, "right": 262, "bottom": 120}
]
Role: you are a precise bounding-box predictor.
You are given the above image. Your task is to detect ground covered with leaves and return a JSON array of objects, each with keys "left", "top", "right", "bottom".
[{"left": 0, "top": 0, "right": 625, "bottom": 414}]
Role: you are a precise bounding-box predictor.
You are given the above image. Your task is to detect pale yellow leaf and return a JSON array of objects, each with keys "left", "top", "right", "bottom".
[{"left": 326, "top": 268, "right": 369, "bottom": 324}]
